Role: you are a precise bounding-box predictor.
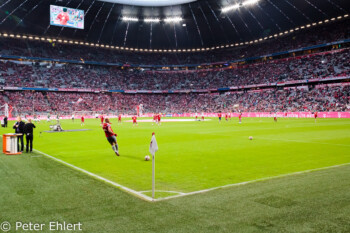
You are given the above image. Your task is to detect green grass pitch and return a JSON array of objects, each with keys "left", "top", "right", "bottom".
[{"left": 1, "top": 117, "right": 350, "bottom": 199}]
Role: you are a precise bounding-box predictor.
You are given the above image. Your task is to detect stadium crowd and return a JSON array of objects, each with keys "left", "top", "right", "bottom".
[
  {"left": 0, "top": 49, "right": 349, "bottom": 91},
  {"left": 1, "top": 84, "right": 349, "bottom": 115}
]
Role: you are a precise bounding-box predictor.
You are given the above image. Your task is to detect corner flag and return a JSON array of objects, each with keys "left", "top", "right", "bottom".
[
  {"left": 149, "top": 132, "right": 158, "bottom": 200},
  {"left": 149, "top": 132, "right": 158, "bottom": 156}
]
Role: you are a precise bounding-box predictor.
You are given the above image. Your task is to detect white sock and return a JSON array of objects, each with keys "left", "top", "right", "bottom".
[{"left": 112, "top": 146, "right": 116, "bottom": 152}]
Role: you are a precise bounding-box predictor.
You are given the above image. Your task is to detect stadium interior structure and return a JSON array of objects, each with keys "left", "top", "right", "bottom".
[
  {"left": 0, "top": 0, "right": 349, "bottom": 117},
  {"left": 1, "top": 1, "right": 350, "bottom": 232}
]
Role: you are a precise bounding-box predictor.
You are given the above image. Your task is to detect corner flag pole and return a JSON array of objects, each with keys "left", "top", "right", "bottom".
[
  {"left": 152, "top": 152, "right": 155, "bottom": 200},
  {"left": 149, "top": 132, "right": 158, "bottom": 201}
]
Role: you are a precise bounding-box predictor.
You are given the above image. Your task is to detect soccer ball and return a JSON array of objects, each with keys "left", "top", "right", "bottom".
[
  {"left": 145, "top": 155, "right": 150, "bottom": 161},
  {"left": 249, "top": 136, "right": 253, "bottom": 140}
]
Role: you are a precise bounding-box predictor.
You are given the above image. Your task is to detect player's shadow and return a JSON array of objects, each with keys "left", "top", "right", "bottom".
[{"left": 121, "top": 154, "right": 144, "bottom": 161}]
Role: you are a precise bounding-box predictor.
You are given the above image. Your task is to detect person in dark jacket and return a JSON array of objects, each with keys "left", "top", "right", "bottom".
[
  {"left": 24, "top": 119, "right": 36, "bottom": 153},
  {"left": 13, "top": 116, "right": 25, "bottom": 152},
  {"left": 4, "top": 116, "right": 8, "bottom": 127}
]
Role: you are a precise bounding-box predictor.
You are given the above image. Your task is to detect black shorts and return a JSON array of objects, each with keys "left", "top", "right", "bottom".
[
  {"left": 219, "top": 117, "right": 221, "bottom": 120},
  {"left": 107, "top": 136, "right": 117, "bottom": 145}
]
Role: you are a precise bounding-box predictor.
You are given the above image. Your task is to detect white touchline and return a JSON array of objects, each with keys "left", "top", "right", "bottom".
[
  {"left": 32, "top": 148, "right": 154, "bottom": 202},
  {"left": 13, "top": 142, "right": 349, "bottom": 203}
]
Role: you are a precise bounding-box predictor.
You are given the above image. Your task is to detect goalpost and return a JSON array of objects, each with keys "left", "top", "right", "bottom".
[
  {"left": 0, "top": 103, "right": 15, "bottom": 117},
  {"left": 136, "top": 104, "right": 143, "bottom": 116},
  {"left": 0, "top": 104, "right": 9, "bottom": 117}
]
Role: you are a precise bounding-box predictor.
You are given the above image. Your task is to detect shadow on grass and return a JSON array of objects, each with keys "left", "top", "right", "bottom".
[{"left": 120, "top": 154, "right": 146, "bottom": 162}]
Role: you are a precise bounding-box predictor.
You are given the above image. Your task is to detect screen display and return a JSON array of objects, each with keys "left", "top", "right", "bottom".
[{"left": 50, "top": 5, "right": 84, "bottom": 29}]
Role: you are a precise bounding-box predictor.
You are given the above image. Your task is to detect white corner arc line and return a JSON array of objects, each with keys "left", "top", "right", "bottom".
[
  {"left": 153, "top": 162, "right": 350, "bottom": 202},
  {"left": 32, "top": 148, "right": 154, "bottom": 202}
]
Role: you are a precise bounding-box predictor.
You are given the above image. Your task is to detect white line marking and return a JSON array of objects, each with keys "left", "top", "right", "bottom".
[
  {"left": 32, "top": 148, "right": 154, "bottom": 202},
  {"left": 153, "top": 162, "right": 350, "bottom": 202}
]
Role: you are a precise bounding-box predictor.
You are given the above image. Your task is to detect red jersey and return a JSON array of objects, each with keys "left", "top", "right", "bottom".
[
  {"left": 132, "top": 116, "right": 137, "bottom": 122},
  {"left": 218, "top": 113, "right": 222, "bottom": 118},
  {"left": 101, "top": 116, "right": 104, "bottom": 123},
  {"left": 314, "top": 112, "right": 318, "bottom": 118},
  {"left": 157, "top": 115, "right": 161, "bottom": 121},
  {"left": 239, "top": 113, "right": 242, "bottom": 119},
  {"left": 56, "top": 12, "right": 70, "bottom": 25},
  {"left": 225, "top": 114, "right": 228, "bottom": 119},
  {"left": 118, "top": 115, "right": 122, "bottom": 121},
  {"left": 103, "top": 123, "right": 116, "bottom": 137},
  {"left": 81, "top": 116, "right": 84, "bottom": 122}
]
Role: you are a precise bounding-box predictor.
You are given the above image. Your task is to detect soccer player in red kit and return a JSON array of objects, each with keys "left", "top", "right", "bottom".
[
  {"left": 274, "top": 113, "right": 277, "bottom": 122},
  {"left": 118, "top": 114, "right": 122, "bottom": 123},
  {"left": 132, "top": 116, "right": 137, "bottom": 125},
  {"left": 100, "top": 115, "right": 104, "bottom": 126},
  {"left": 56, "top": 8, "right": 70, "bottom": 25},
  {"left": 157, "top": 114, "right": 161, "bottom": 125},
  {"left": 218, "top": 113, "right": 222, "bottom": 123},
  {"left": 225, "top": 114, "right": 228, "bottom": 122},
  {"left": 314, "top": 112, "right": 318, "bottom": 123},
  {"left": 152, "top": 114, "right": 156, "bottom": 125},
  {"left": 201, "top": 115, "right": 204, "bottom": 121},
  {"left": 102, "top": 118, "right": 119, "bottom": 156},
  {"left": 239, "top": 112, "right": 242, "bottom": 124},
  {"left": 81, "top": 115, "right": 85, "bottom": 126}
]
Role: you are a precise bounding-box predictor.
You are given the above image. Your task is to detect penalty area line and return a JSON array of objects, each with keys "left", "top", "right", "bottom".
[
  {"left": 32, "top": 148, "right": 154, "bottom": 202},
  {"left": 154, "top": 162, "right": 350, "bottom": 202}
]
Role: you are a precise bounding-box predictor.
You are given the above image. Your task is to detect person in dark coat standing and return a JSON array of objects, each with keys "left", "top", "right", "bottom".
[
  {"left": 4, "top": 116, "right": 8, "bottom": 127},
  {"left": 23, "top": 119, "right": 36, "bottom": 153},
  {"left": 13, "top": 116, "right": 25, "bottom": 152}
]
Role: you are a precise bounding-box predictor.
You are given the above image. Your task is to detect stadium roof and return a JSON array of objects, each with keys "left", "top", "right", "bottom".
[
  {"left": 99, "top": 0, "right": 197, "bottom": 7},
  {"left": 0, "top": 0, "right": 349, "bottom": 50}
]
